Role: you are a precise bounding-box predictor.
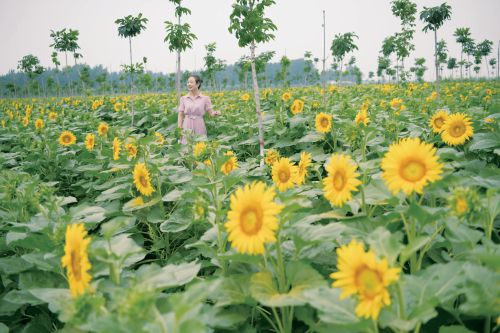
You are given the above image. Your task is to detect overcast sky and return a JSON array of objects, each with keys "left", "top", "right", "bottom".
[{"left": 1, "top": 0, "right": 499, "bottom": 80}]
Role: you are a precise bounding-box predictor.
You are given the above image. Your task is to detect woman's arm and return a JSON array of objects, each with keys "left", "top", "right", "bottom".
[
  {"left": 178, "top": 112, "right": 185, "bottom": 128},
  {"left": 205, "top": 96, "right": 221, "bottom": 116}
]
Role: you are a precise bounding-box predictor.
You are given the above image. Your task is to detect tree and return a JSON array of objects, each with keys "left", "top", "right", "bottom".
[
  {"left": 420, "top": 2, "right": 452, "bottom": 101},
  {"left": 377, "top": 56, "right": 391, "bottom": 82},
  {"left": 303, "top": 51, "right": 318, "bottom": 85},
  {"left": 477, "top": 39, "right": 493, "bottom": 78},
  {"left": 17, "top": 54, "right": 44, "bottom": 96},
  {"left": 391, "top": 0, "right": 417, "bottom": 82},
  {"left": 330, "top": 32, "right": 358, "bottom": 83},
  {"left": 276, "top": 55, "right": 290, "bottom": 87},
  {"left": 202, "top": 42, "right": 226, "bottom": 91},
  {"left": 164, "top": 0, "right": 197, "bottom": 100},
  {"left": 447, "top": 57, "right": 457, "bottom": 78},
  {"left": 489, "top": 58, "right": 497, "bottom": 78},
  {"left": 229, "top": 0, "right": 277, "bottom": 166},
  {"left": 463, "top": 39, "right": 476, "bottom": 79},
  {"left": 50, "top": 28, "right": 80, "bottom": 67},
  {"left": 453, "top": 27, "right": 471, "bottom": 79},
  {"left": 115, "top": 13, "right": 148, "bottom": 126},
  {"left": 436, "top": 39, "right": 448, "bottom": 78},
  {"left": 410, "top": 57, "right": 427, "bottom": 82}
]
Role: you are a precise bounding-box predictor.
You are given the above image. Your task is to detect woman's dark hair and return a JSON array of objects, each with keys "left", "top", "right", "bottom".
[{"left": 189, "top": 74, "right": 203, "bottom": 89}]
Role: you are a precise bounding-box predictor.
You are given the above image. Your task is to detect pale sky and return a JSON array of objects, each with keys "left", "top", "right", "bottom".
[{"left": 1, "top": 0, "right": 499, "bottom": 80}]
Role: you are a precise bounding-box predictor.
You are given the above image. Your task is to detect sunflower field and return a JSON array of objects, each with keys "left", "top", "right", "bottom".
[{"left": 0, "top": 81, "right": 499, "bottom": 333}]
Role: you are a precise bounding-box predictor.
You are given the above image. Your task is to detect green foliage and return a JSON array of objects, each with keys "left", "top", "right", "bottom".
[{"left": 114, "top": 13, "right": 148, "bottom": 39}]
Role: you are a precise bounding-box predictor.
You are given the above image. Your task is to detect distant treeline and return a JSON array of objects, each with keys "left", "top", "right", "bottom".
[{"left": 0, "top": 58, "right": 363, "bottom": 98}]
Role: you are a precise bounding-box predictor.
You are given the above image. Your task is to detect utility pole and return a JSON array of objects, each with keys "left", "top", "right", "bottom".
[{"left": 322, "top": 10, "right": 327, "bottom": 110}]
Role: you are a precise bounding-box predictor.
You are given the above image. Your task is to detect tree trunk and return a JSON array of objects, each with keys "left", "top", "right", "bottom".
[
  {"left": 175, "top": 16, "right": 181, "bottom": 101},
  {"left": 129, "top": 37, "right": 136, "bottom": 127},
  {"left": 434, "top": 29, "right": 440, "bottom": 102},
  {"left": 322, "top": 10, "right": 326, "bottom": 110},
  {"left": 460, "top": 47, "right": 463, "bottom": 79},
  {"left": 250, "top": 42, "right": 265, "bottom": 167},
  {"left": 484, "top": 56, "right": 489, "bottom": 79}
]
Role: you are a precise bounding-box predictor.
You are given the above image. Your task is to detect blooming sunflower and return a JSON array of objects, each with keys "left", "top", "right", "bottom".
[
  {"left": 221, "top": 151, "right": 238, "bottom": 175},
  {"left": 381, "top": 137, "right": 443, "bottom": 195},
  {"left": 113, "top": 137, "right": 121, "bottom": 160},
  {"left": 281, "top": 92, "right": 292, "bottom": 102},
  {"left": 441, "top": 113, "right": 474, "bottom": 146},
  {"left": 133, "top": 162, "right": 155, "bottom": 196},
  {"left": 85, "top": 133, "right": 95, "bottom": 151},
  {"left": 61, "top": 224, "right": 92, "bottom": 297},
  {"left": 323, "top": 154, "right": 362, "bottom": 207},
  {"left": 225, "top": 182, "right": 284, "bottom": 255},
  {"left": 354, "top": 110, "right": 370, "bottom": 126},
  {"left": 59, "top": 131, "right": 76, "bottom": 146},
  {"left": 296, "top": 151, "right": 312, "bottom": 185},
  {"left": 265, "top": 149, "right": 280, "bottom": 166},
  {"left": 290, "top": 99, "right": 304, "bottom": 115},
  {"left": 429, "top": 110, "right": 449, "bottom": 133},
  {"left": 330, "top": 239, "right": 400, "bottom": 320},
  {"left": 34, "top": 118, "right": 44, "bottom": 130},
  {"left": 22, "top": 116, "right": 29, "bottom": 127},
  {"left": 193, "top": 141, "right": 207, "bottom": 157},
  {"left": 154, "top": 132, "right": 164, "bottom": 144},
  {"left": 125, "top": 143, "right": 137, "bottom": 158},
  {"left": 49, "top": 112, "right": 57, "bottom": 121},
  {"left": 272, "top": 157, "right": 299, "bottom": 192},
  {"left": 241, "top": 93, "right": 251, "bottom": 102},
  {"left": 97, "top": 122, "right": 109, "bottom": 136},
  {"left": 315, "top": 112, "right": 332, "bottom": 133}
]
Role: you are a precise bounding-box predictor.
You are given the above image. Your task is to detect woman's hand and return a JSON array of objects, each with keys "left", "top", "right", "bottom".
[{"left": 212, "top": 110, "right": 221, "bottom": 116}]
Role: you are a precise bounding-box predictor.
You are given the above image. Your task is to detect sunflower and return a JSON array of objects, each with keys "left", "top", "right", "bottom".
[
  {"left": 272, "top": 157, "right": 299, "bottom": 192},
  {"left": 265, "top": 149, "right": 280, "bottom": 166},
  {"left": 429, "top": 110, "right": 449, "bottom": 133},
  {"left": 281, "top": 92, "right": 292, "bottom": 102},
  {"left": 330, "top": 239, "right": 400, "bottom": 320},
  {"left": 49, "top": 112, "right": 57, "bottom": 121},
  {"left": 323, "top": 154, "right": 362, "bottom": 207},
  {"left": 296, "top": 151, "right": 312, "bottom": 185},
  {"left": 59, "top": 131, "right": 76, "bottom": 146},
  {"left": 85, "top": 133, "right": 95, "bottom": 151},
  {"left": 381, "top": 137, "right": 443, "bottom": 195},
  {"left": 225, "top": 182, "right": 284, "bottom": 255},
  {"left": 125, "top": 143, "right": 137, "bottom": 158},
  {"left": 97, "top": 122, "right": 109, "bottom": 136},
  {"left": 34, "top": 118, "right": 44, "bottom": 130},
  {"left": 221, "top": 151, "right": 238, "bottom": 175},
  {"left": 354, "top": 110, "right": 370, "bottom": 126},
  {"left": 133, "top": 162, "right": 155, "bottom": 196},
  {"left": 22, "top": 116, "right": 29, "bottom": 127},
  {"left": 390, "top": 98, "right": 403, "bottom": 109},
  {"left": 315, "top": 112, "right": 333, "bottom": 133},
  {"left": 61, "top": 224, "right": 92, "bottom": 297},
  {"left": 193, "top": 141, "right": 207, "bottom": 157},
  {"left": 154, "top": 132, "right": 165, "bottom": 144},
  {"left": 113, "top": 137, "right": 121, "bottom": 160},
  {"left": 241, "top": 93, "right": 251, "bottom": 102},
  {"left": 290, "top": 99, "right": 304, "bottom": 115},
  {"left": 441, "top": 113, "right": 474, "bottom": 146}
]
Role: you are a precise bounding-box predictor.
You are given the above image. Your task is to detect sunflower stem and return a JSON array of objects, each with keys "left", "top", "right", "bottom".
[
  {"left": 396, "top": 282, "right": 406, "bottom": 327},
  {"left": 372, "top": 320, "right": 379, "bottom": 333},
  {"left": 271, "top": 306, "right": 286, "bottom": 333},
  {"left": 211, "top": 166, "right": 227, "bottom": 275}
]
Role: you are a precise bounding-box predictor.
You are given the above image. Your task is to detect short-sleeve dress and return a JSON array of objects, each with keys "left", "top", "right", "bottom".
[{"left": 177, "top": 94, "right": 213, "bottom": 144}]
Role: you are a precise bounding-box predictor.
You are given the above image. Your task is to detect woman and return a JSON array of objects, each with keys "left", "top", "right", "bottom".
[{"left": 177, "top": 74, "right": 220, "bottom": 144}]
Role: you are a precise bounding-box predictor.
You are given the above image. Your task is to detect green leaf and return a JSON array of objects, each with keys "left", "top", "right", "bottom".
[
  {"left": 400, "top": 235, "right": 432, "bottom": 264},
  {"left": 468, "top": 132, "right": 500, "bottom": 151},
  {"left": 250, "top": 261, "right": 326, "bottom": 307},
  {"left": 29, "top": 288, "right": 72, "bottom": 314},
  {"left": 136, "top": 261, "right": 200, "bottom": 290},
  {"left": 162, "top": 188, "right": 185, "bottom": 202},
  {"left": 0, "top": 256, "right": 33, "bottom": 275},
  {"left": 69, "top": 205, "right": 107, "bottom": 224},
  {"left": 303, "top": 287, "right": 361, "bottom": 325},
  {"left": 366, "top": 227, "right": 403, "bottom": 265},
  {"left": 439, "top": 326, "right": 475, "bottom": 333}
]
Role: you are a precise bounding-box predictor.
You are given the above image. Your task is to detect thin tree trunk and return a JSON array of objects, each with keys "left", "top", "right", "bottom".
[
  {"left": 322, "top": 9, "right": 326, "bottom": 111},
  {"left": 484, "top": 56, "right": 489, "bottom": 79},
  {"left": 460, "top": 47, "right": 463, "bottom": 79},
  {"left": 434, "top": 29, "right": 440, "bottom": 102},
  {"left": 250, "top": 42, "right": 265, "bottom": 167},
  {"left": 175, "top": 16, "right": 181, "bottom": 101},
  {"left": 129, "top": 36, "right": 135, "bottom": 127}
]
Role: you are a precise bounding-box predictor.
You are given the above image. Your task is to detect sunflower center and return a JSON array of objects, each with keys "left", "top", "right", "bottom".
[
  {"left": 240, "top": 208, "right": 262, "bottom": 235},
  {"left": 333, "top": 171, "right": 346, "bottom": 191},
  {"left": 456, "top": 198, "right": 468, "bottom": 214},
  {"left": 70, "top": 250, "right": 82, "bottom": 280},
  {"left": 450, "top": 122, "right": 466, "bottom": 137},
  {"left": 278, "top": 168, "right": 290, "bottom": 183},
  {"left": 356, "top": 267, "right": 383, "bottom": 298},
  {"left": 139, "top": 175, "right": 148, "bottom": 187},
  {"left": 400, "top": 160, "right": 426, "bottom": 182},
  {"left": 63, "top": 135, "right": 70, "bottom": 143},
  {"left": 321, "top": 118, "right": 329, "bottom": 128},
  {"left": 434, "top": 117, "right": 444, "bottom": 128}
]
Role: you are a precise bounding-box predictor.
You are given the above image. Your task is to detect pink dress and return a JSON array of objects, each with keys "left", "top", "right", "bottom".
[{"left": 178, "top": 94, "right": 213, "bottom": 144}]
